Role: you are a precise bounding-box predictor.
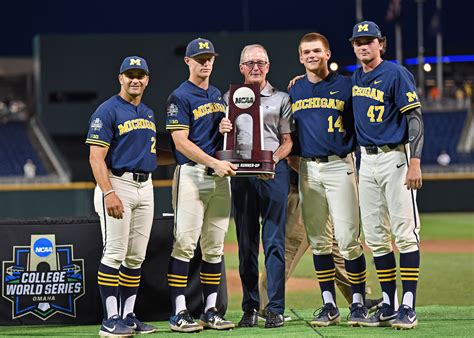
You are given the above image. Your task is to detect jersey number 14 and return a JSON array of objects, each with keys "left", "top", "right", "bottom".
[{"left": 328, "top": 115, "right": 345, "bottom": 133}]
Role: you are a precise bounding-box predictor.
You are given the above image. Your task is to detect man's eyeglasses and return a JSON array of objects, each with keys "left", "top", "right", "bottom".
[{"left": 241, "top": 60, "right": 268, "bottom": 69}]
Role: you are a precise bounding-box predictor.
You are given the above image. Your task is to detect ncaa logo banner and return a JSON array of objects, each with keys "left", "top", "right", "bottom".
[{"left": 2, "top": 234, "right": 85, "bottom": 320}]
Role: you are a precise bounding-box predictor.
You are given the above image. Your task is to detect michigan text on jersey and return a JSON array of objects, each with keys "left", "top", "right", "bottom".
[
  {"left": 352, "top": 86, "right": 385, "bottom": 103},
  {"left": 118, "top": 118, "right": 156, "bottom": 135},
  {"left": 192, "top": 102, "right": 225, "bottom": 120},
  {"left": 292, "top": 97, "right": 345, "bottom": 113}
]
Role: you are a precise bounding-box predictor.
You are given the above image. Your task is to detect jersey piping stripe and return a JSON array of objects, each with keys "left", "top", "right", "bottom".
[
  {"left": 400, "top": 102, "right": 422, "bottom": 114},
  {"left": 86, "top": 139, "right": 110, "bottom": 147},
  {"left": 403, "top": 147, "right": 421, "bottom": 245},
  {"left": 350, "top": 153, "right": 362, "bottom": 240},
  {"left": 101, "top": 193, "right": 108, "bottom": 259},
  {"left": 166, "top": 124, "right": 190, "bottom": 130},
  {"left": 173, "top": 166, "right": 181, "bottom": 241}
]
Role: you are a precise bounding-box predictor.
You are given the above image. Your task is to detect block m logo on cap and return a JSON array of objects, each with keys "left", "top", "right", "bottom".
[
  {"left": 198, "top": 42, "right": 210, "bottom": 50},
  {"left": 130, "top": 58, "right": 142, "bottom": 66},
  {"left": 358, "top": 24, "right": 369, "bottom": 32}
]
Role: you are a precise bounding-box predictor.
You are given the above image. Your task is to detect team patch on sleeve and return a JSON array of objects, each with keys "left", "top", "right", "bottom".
[{"left": 400, "top": 91, "right": 421, "bottom": 113}]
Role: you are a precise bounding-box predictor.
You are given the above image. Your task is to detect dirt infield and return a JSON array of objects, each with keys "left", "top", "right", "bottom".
[{"left": 224, "top": 239, "right": 473, "bottom": 294}]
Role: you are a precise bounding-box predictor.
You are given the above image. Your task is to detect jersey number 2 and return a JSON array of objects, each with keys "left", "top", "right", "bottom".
[
  {"left": 367, "top": 105, "right": 385, "bottom": 122},
  {"left": 328, "top": 115, "right": 345, "bottom": 133},
  {"left": 151, "top": 137, "right": 156, "bottom": 154}
]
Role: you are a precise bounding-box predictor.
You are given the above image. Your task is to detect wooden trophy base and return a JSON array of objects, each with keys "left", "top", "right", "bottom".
[{"left": 215, "top": 150, "right": 274, "bottom": 176}]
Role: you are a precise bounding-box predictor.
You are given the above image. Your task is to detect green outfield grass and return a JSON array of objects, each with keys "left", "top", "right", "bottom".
[
  {"left": 2, "top": 306, "right": 473, "bottom": 337},
  {"left": 2, "top": 213, "right": 473, "bottom": 336}
]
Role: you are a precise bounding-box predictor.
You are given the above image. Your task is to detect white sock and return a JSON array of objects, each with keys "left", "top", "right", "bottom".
[
  {"left": 175, "top": 295, "right": 186, "bottom": 315},
  {"left": 322, "top": 291, "right": 336, "bottom": 306},
  {"left": 205, "top": 292, "right": 217, "bottom": 312},
  {"left": 382, "top": 291, "right": 391, "bottom": 305},
  {"left": 352, "top": 292, "right": 364, "bottom": 305},
  {"left": 402, "top": 292, "right": 414, "bottom": 308},
  {"left": 105, "top": 296, "right": 118, "bottom": 319},
  {"left": 122, "top": 295, "right": 136, "bottom": 318}
]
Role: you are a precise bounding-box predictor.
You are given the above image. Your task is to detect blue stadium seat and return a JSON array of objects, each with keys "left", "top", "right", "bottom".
[
  {"left": 422, "top": 110, "right": 474, "bottom": 165},
  {"left": 0, "top": 122, "right": 48, "bottom": 176}
]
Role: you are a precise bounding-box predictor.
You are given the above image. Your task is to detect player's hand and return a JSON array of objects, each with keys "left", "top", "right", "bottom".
[
  {"left": 213, "top": 160, "right": 237, "bottom": 177},
  {"left": 105, "top": 193, "right": 124, "bottom": 219},
  {"left": 219, "top": 118, "right": 233, "bottom": 134},
  {"left": 256, "top": 173, "right": 274, "bottom": 180},
  {"left": 287, "top": 74, "right": 305, "bottom": 90},
  {"left": 405, "top": 158, "right": 422, "bottom": 190}
]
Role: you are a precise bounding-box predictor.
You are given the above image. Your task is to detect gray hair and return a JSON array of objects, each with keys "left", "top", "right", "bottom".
[{"left": 239, "top": 44, "right": 270, "bottom": 64}]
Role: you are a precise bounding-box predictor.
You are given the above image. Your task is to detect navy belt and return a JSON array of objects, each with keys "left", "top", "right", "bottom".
[
  {"left": 111, "top": 169, "right": 150, "bottom": 182},
  {"left": 306, "top": 154, "right": 347, "bottom": 163}
]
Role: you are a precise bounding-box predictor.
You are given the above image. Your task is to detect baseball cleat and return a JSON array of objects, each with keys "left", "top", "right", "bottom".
[
  {"left": 99, "top": 314, "right": 134, "bottom": 337},
  {"left": 310, "top": 303, "right": 341, "bottom": 327},
  {"left": 359, "top": 303, "right": 397, "bottom": 327},
  {"left": 123, "top": 312, "right": 157, "bottom": 334},
  {"left": 258, "top": 312, "right": 292, "bottom": 322},
  {"left": 200, "top": 307, "right": 235, "bottom": 330},
  {"left": 392, "top": 305, "right": 418, "bottom": 330},
  {"left": 238, "top": 309, "right": 258, "bottom": 327},
  {"left": 366, "top": 297, "right": 383, "bottom": 313},
  {"left": 347, "top": 302, "right": 369, "bottom": 327},
  {"left": 264, "top": 310, "right": 284, "bottom": 328},
  {"left": 169, "top": 309, "right": 203, "bottom": 333}
]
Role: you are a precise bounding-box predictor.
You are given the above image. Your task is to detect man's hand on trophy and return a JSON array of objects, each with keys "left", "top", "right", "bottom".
[
  {"left": 287, "top": 74, "right": 305, "bottom": 90},
  {"left": 219, "top": 117, "right": 233, "bottom": 134},
  {"left": 212, "top": 160, "right": 237, "bottom": 177}
]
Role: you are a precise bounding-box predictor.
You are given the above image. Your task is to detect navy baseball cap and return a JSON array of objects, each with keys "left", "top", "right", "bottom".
[
  {"left": 120, "top": 56, "right": 149, "bottom": 74},
  {"left": 349, "top": 21, "right": 383, "bottom": 41},
  {"left": 185, "top": 38, "right": 218, "bottom": 57}
]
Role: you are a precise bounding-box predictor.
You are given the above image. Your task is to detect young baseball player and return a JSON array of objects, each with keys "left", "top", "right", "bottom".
[
  {"left": 350, "top": 21, "right": 424, "bottom": 329},
  {"left": 288, "top": 32, "right": 368, "bottom": 327},
  {"left": 165, "top": 38, "right": 236, "bottom": 333},
  {"left": 258, "top": 170, "right": 383, "bottom": 318},
  {"left": 219, "top": 44, "right": 293, "bottom": 329},
  {"left": 86, "top": 56, "right": 157, "bottom": 336}
]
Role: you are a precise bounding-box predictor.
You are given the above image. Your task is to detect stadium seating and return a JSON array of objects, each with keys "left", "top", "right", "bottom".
[
  {"left": 422, "top": 110, "right": 474, "bottom": 165},
  {"left": 0, "top": 121, "right": 47, "bottom": 176}
]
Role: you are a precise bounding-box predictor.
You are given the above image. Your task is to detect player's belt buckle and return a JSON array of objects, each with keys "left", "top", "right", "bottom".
[
  {"left": 308, "top": 154, "right": 347, "bottom": 163},
  {"left": 132, "top": 173, "right": 149, "bottom": 182},
  {"left": 365, "top": 145, "right": 379, "bottom": 154}
]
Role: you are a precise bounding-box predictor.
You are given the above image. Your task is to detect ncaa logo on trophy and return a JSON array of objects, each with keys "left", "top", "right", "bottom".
[{"left": 216, "top": 83, "right": 274, "bottom": 175}]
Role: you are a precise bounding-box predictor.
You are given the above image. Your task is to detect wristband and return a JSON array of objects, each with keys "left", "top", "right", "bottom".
[{"left": 103, "top": 189, "right": 115, "bottom": 197}]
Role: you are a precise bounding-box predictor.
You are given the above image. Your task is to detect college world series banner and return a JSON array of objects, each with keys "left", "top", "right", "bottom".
[{"left": 0, "top": 217, "right": 227, "bottom": 325}]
